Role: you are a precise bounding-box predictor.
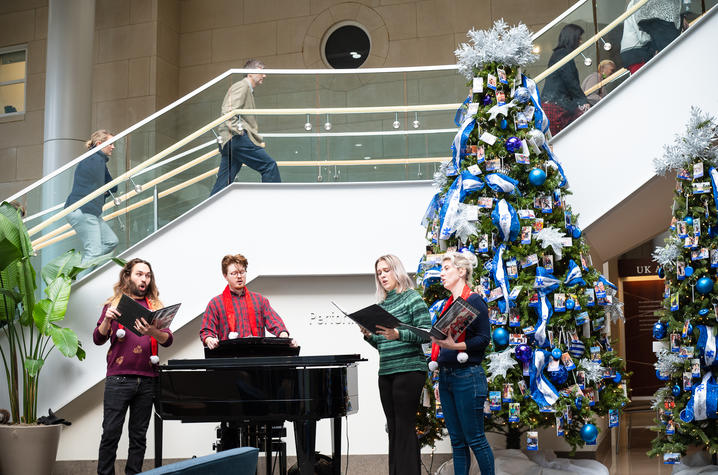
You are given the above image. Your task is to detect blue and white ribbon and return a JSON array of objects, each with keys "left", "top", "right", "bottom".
[
  {"left": 421, "top": 192, "right": 442, "bottom": 227},
  {"left": 690, "top": 372, "right": 718, "bottom": 420},
  {"left": 697, "top": 325, "right": 717, "bottom": 367},
  {"left": 492, "top": 198, "right": 520, "bottom": 242},
  {"left": 492, "top": 244, "right": 512, "bottom": 314},
  {"left": 449, "top": 116, "right": 475, "bottom": 176},
  {"left": 533, "top": 267, "right": 561, "bottom": 347},
  {"left": 709, "top": 167, "right": 718, "bottom": 215},
  {"left": 564, "top": 259, "right": 586, "bottom": 287},
  {"left": 429, "top": 298, "right": 447, "bottom": 324},
  {"left": 485, "top": 173, "right": 521, "bottom": 195},
  {"left": 529, "top": 349, "right": 560, "bottom": 407},
  {"left": 521, "top": 75, "right": 549, "bottom": 134},
  {"left": 439, "top": 176, "right": 463, "bottom": 240},
  {"left": 598, "top": 274, "right": 618, "bottom": 290},
  {"left": 540, "top": 143, "right": 568, "bottom": 188},
  {"left": 460, "top": 170, "right": 484, "bottom": 200},
  {"left": 454, "top": 95, "right": 472, "bottom": 126},
  {"left": 422, "top": 264, "right": 442, "bottom": 288}
]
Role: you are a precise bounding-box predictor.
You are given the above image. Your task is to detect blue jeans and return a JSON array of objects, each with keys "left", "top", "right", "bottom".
[
  {"left": 98, "top": 375, "right": 156, "bottom": 475},
  {"left": 439, "top": 365, "right": 494, "bottom": 475},
  {"left": 66, "top": 208, "right": 118, "bottom": 265},
  {"left": 210, "top": 133, "right": 281, "bottom": 195}
]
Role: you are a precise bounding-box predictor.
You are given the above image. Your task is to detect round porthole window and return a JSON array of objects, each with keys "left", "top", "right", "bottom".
[{"left": 323, "top": 24, "right": 370, "bottom": 69}]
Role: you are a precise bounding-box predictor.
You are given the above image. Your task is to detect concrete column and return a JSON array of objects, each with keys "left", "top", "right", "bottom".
[
  {"left": 42, "top": 0, "right": 95, "bottom": 181},
  {"left": 41, "top": 0, "right": 95, "bottom": 261}
]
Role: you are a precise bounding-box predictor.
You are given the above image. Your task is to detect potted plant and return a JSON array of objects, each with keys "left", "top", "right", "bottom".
[{"left": 0, "top": 201, "right": 107, "bottom": 474}]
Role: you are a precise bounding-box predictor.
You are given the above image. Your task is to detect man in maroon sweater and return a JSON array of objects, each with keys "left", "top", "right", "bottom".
[{"left": 94, "top": 258, "right": 173, "bottom": 475}]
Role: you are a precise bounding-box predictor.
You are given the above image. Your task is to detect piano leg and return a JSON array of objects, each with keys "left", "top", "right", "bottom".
[
  {"left": 264, "top": 423, "right": 272, "bottom": 475},
  {"left": 293, "top": 420, "right": 317, "bottom": 475},
  {"left": 331, "top": 417, "right": 341, "bottom": 475},
  {"left": 154, "top": 411, "right": 163, "bottom": 467}
]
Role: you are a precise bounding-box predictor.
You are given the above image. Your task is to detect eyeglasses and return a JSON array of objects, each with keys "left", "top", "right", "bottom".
[{"left": 228, "top": 270, "right": 247, "bottom": 277}]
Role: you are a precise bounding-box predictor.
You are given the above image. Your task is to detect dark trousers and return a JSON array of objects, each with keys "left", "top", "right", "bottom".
[
  {"left": 378, "top": 370, "right": 426, "bottom": 475},
  {"left": 97, "top": 375, "right": 156, "bottom": 475},
  {"left": 210, "top": 133, "right": 281, "bottom": 196}
]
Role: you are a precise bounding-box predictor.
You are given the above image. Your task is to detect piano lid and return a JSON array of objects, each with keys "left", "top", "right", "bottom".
[
  {"left": 204, "top": 337, "right": 300, "bottom": 359},
  {"left": 163, "top": 354, "right": 365, "bottom": 370}
]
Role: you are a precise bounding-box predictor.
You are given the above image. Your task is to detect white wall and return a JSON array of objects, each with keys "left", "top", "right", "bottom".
[{"left": 552, "top": 7, "right": 718, "bottom": 233}]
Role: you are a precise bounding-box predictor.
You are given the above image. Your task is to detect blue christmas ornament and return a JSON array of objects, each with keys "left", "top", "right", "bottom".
[
  {"left": 528, "top": 168, "right": 547, "bottom": 186},
  {"left": 552, "top": 348, "right": 563, "bottom": 360},
  {"left": 565, "top": 298, "right": 575, "bottom": 310},
  {"left": 493, "top": 327, "right": 509, "bottom": 347},
  {"left": 672, "top": 384, "right": 681, "bottom": 396},
  {"left": 657, "top": 267, "right": 665, "bottom": 279},
  {"left": 505, "top": 137, "right": 522, "bottom": 153},
  {"left": 580, "top": 423, "right": 598, "bottom": 443},
  {"left": 575, "top": 397, "right": 582, "bottom": 410},
  {"left": 515, "top": 343, "right": 532, "bottom": 363},
  {"left": 613, "top": 372, "right": 622, "bottom": 383},
  {"left": 685, "top": 266, "right": 694, "bottom": 277},
  {"left": 685, "top": 216, "right": 694, "bottom": 226},
  {"left": 572, "top": 227, "right": 582, "bottom": 239},
  {"left": 482, "top": 94, "right": 492, "bottom": 106},
  {"left": 699, "top": 308, "right": 710, "bottom": 316},
  {"left": 653, "top": 321, "right": 667, "bottom": 339},
  {"left": 547, "top": 365, "right": 568, "bottom": 385},
  {"left": 680, "top": 408, "right": 694, "bottom": 422},
  {"left": 696, "top": 276, "right": 714, "bottom": 295},
  {"left": 500, "top": 119, "right": 508, "bottom": 129}
]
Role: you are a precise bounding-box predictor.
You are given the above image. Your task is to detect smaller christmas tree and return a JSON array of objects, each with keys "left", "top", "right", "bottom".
[{"left": 650, "top": 107, "right": 718, "bottom": 461}]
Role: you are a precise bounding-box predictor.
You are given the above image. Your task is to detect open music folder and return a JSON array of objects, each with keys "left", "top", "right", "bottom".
[
  {"left": 331, "top": 300, "right": 432, "bottom": 341},
  {"left": 116, "top": 293, "right": 181, "bottom": 337}
]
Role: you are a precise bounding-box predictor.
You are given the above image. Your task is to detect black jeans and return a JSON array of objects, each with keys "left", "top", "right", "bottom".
[
  {"left": 97, "top": 375, "right": 156, "bottom": 475},
  {"left": 378, "top": 370, "right": 426, "bottom": 475}
]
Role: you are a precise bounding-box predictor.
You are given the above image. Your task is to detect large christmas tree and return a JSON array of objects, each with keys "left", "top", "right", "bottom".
[
  {"left": 650, "top": 107, "right": 718, "bottom": 461},
  {"left": 417, "top": 21, "right": 629, "bottom": 451}
]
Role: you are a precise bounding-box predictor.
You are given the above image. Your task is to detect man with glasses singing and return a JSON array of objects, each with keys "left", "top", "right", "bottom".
[{"left": 200, "top": 253, "right": 291, "bottom": 349}]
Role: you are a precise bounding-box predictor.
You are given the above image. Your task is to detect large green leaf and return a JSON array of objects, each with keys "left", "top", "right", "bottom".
[
  {"left": 48, "top": 325, "right": 79, "bottom": 358},
  {"left": 24, "top": 358, "right": 43, "bottom": 378},
  {"left": 41, "top": 250, "right": 82, "bottom": 285},
  {"left": 33, "top": 275, "right": 71, "bottom": 332},
  {"left": 0, "top": 202, "right": 33, "bottom": 269},
  {"left": 1, "top": 258, "right": 35, "bottom": 326}
]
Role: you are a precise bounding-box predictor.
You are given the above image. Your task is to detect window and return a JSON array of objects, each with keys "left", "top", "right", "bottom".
[
  {"left": 0, "top": 47, "right": 27, "bottom": 116},
  {"left": 323, "top": 24, "right": 370, "bottom": 69}
]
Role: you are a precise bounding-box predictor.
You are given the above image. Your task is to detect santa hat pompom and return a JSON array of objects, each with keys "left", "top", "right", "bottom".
[
  {"left": 228, "top": 332, "right": 239, "bottom": 340},
  {"left": 457, "top": 351, "right": 469, "bottom": 364},
  {"left": 150, "top": 355, "right": 160, "bottom": 365},
  {"left": 116, "top": 328, "right": 126, "bottom": 339},
  {"left": 428, "top": 360, "right": 439, "bottom": 372}
]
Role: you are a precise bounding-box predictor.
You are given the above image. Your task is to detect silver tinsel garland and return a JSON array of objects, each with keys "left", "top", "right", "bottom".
[
  {"left": 651, "top": 386, "right": 671, "bottom": 410},
  {"left": 536, "top": 227, "right": 567, "bottom": 260},
  {"left": 486, "top": 347, "right": 517, "bottom": 382},
  {"left": 652, "top": 238, "right": 682, "bottom": 270},
  {"left": 604, "top": 287, "right": 625, "bottom": 323},
  {"left": 653, "top": 106, "right": 718, "bottom": 175},
  {"left": 579, "top": 358, "right": 605, "bottom": 383},
  {"left": 654, "top": 349, "right": 683, "bottom": 374},
  {"left": 433, "top": 161, "right": 450, "bottom": 189},
  {"left": 455, "top": 20, "right": 538, "bottom": 79}
]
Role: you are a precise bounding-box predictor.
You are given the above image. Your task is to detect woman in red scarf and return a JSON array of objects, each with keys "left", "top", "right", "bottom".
[{"left": 431, "top": 251, "right": 494, "bottom": 474}]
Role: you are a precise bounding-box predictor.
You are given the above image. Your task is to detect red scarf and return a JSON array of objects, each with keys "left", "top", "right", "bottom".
[
  {"left": 430, "top": 284, "right": 473, "bottom": 363},
  {"left": 117, "top": 297, "right": 158, "bottom": 363},
  {"left": 222, "top": 285, "right": 259, "bottom": 337}
]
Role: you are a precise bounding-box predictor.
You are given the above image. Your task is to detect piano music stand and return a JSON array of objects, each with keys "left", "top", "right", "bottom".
[{"left": 204, "top": 337, "right": 300, "bottom": 358}]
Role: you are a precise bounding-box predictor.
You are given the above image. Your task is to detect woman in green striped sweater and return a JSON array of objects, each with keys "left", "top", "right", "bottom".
[{"left": 362, "top": 254, "right": 431, "bottom": 475}]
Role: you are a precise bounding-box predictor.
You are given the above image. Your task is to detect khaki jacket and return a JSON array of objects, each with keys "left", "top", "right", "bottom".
[{"left": 218, "top": 77, "right": 263, "bottom": 147}]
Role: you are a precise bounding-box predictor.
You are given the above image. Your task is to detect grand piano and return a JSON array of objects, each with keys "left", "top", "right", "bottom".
[{"left": 155, "top": 338, "right": 363, "bottom": 475}]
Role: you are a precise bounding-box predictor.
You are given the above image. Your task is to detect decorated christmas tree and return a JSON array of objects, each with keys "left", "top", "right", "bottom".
[
  {"left": 650, "top": 107, "right": 718, "bottom": 461},
  {"left": 417, "top": 21, "right": 629, "bottom": 451}
]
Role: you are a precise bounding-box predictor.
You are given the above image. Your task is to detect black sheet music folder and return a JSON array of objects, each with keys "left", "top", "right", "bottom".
[{"left": 203, "top": 336, "right": 300, "bottom": 358}]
